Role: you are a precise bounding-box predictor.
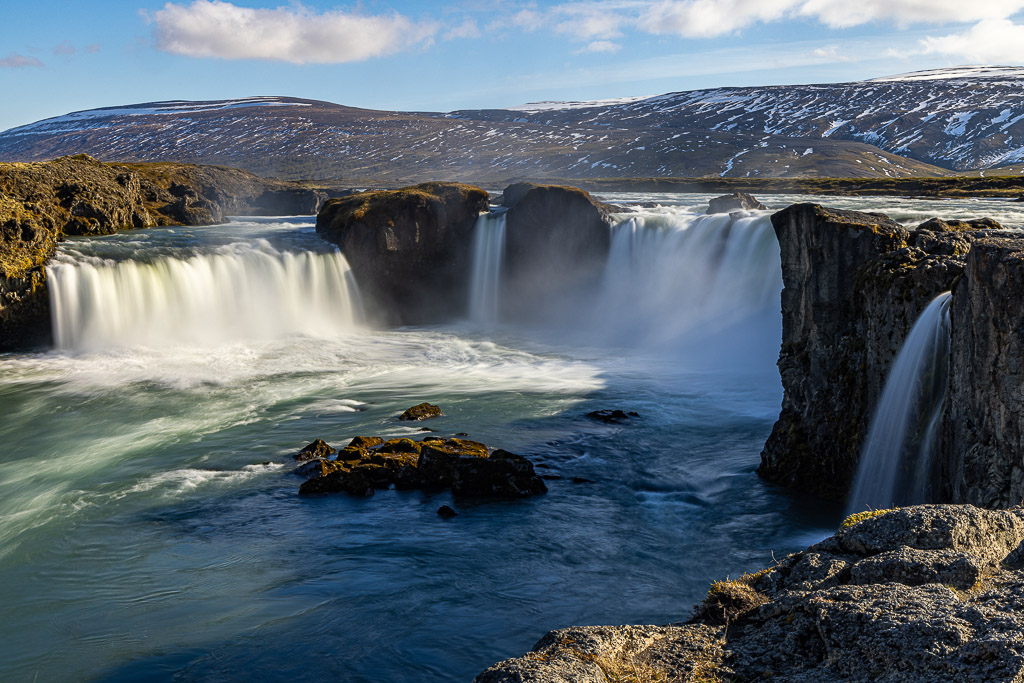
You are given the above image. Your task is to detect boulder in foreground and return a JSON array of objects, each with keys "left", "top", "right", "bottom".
[{"left": 476, "top": 504, "right": 1024, "bottom": 682}]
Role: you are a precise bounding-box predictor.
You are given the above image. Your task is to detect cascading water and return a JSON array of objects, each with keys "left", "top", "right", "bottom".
[
  {"left": 847, "top": 292, "right": 953, "bottom": 512},
  {"left": 468, "top": 212, "right": 507, "bottom": 324},
  {"left": 47, "top": 239, "right": 363, "bottom": 350},
  {"left": 591, "top": 211, "right": 782, "bottom": 351}
]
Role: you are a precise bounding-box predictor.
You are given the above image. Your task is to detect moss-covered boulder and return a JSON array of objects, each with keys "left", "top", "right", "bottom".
[
  {"left": 292, "top": 438, "right": 336, "bottom": 461},
  {"left": 315, "top": 182, "right": 489, "bottom": 325},
  {"left": 296, "top": 435, "right": 546, "bottom": 499},
  {"left": 398, "top": 402, "right": 443, "bottom": 421}
]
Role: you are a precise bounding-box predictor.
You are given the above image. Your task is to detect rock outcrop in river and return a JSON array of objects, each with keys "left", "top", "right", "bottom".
[
  {"left": 0, "top": 155, "right": 331, "bottom": 350},
  {"left": 477, "top": 504, "right": 1024, "bottom": 682},
  {"left": 315, "top": 181, "right": 614, "bottom": 325},
  {"left": 316, "top": 182, "right": 490, "bottom": 325},
  {"left": 759, "top": 204, "right": 994, "bottom": 500},
  {"left": 501, "top": 183, "right": 613, "bottom": 321},
  {"left": 294, "top": 435, "right": 547, "bottom": 498}
]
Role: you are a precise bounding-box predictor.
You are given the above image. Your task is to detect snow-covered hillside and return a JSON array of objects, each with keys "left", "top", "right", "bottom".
[{"left": 3, "top": 67, "right": 1023, "bottom": 180}]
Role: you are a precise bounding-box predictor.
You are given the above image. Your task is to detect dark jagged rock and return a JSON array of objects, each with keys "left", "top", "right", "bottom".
[
  {"left": 451, "top": 449, "right": 548, "bottom": 497},
  {"left": 944, "top": 237, "right": 1024, "bottom": 507},
  {"left": 916, "top": 216, "right": 1001, "bottom": 232},
  {"left": 398, "top": 402, "right": 443, "bottom": 421},
  {"left": 251, "top": 188, "right": 327, "bottom": 215},
  {"left": 296, "top": 436, "right": 546, "bottom": 500},
  {"left": 292, "top": 458, "right": 344, "bottom": 478},
  {"left": 586, "top": 409, "right": 639, "bottom": 423},
  {"left": 437, "top": 505, "right": 458, "bottom": 519},
  {"left": 293, "top": 438, "right": 336, "bottom": 461},
  {"left": 299, "top": 469, "right": 375, "bottom": 497},
  {"left": 315, "top": 181, "right": 489, "bottom": 325},
  {"left": 502, "top": 183, "right": 612, "bottom": 321},
  {"left": 706, "top": 191, "right": 768, "bottom": 214},
  {"left": 476, "top": 505, "right": 1024, "bottom": 683},
  {"left": 759, "top": 204, "right": 973, "bottom": 499}
]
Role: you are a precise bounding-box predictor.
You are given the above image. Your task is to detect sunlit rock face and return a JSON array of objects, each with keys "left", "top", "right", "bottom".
[{"left": 315, "top": 182, "right": 490, "bottom": 325}]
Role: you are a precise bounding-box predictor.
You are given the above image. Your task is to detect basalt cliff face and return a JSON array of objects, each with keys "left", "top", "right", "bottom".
[
  {"left": 315, "top": 182, "right": 490, "bottom": 325},
  {"left": 760, "top": 203, "right": 1024, "bottom": 507},
  {"left": 477, "top": 504, "right": 1024, "bottom": 682},
  {"left": 0, "top": 155, "right": 326, "bottom": 350},
  {"left": 945, "top": 238, "right": 1024, "bottom": 508},
  {"left": 315, "top": 181, "right": 613, "bottom": 325}
]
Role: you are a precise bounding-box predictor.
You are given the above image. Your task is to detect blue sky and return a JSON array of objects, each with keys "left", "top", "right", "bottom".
[{"left": 3, "top": 1, "right": 1024, "bottom": 131}]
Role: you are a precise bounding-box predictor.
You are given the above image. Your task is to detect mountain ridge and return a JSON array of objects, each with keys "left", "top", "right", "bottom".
[{"left": 3, "top": 66, "right": 1024, "bottom": 182}]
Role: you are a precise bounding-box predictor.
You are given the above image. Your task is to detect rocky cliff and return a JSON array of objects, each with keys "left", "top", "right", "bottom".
[
  {"left": 0, "top": 155, "right": 326, "bottom": 350},
  {"left": 477, "top": 504, "right": 1024, "bottom": 682},
  {"left": 944, "top": 237, "right": 1024, "bottom": 508},
  {"left": 315, "top": 182, "right": 490, "bottom": 325},
  {"left": 759, "top": 204, "right": 977, "bottom": 499},
  {"left": 314, "top": 181, "right": 614, "bottom": 326},
  {"left": 501, "top": 183, "right": 612, "bottom": 321}
]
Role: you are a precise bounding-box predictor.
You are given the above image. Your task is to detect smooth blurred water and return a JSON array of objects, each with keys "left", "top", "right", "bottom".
[{"left": 2, "top": 197, "right": 1021, "bottom": 682}]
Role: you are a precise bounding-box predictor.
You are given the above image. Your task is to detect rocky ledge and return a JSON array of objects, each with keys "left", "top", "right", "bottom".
[
  {"left": 758, "top": 204, "right": 1013, "bottom": 501},
  {"left": 316, "top": 182, "right": 490, "bottom": 325},
  {"left": 294, "top": 435, "right": 547, "bottom": 498},
  {"left": 0, "top": 154, "right": 335, "bottom": 350},
  {"left": 476, "top": 504, "right": 1024, "bottom": 682},
  {"left": 314, "top": 180, "right": 614, "bottom": 325}
]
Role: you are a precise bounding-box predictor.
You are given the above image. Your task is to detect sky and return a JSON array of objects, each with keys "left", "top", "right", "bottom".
[{"left": 3, "top": 0, "right": 1024, "bottom": 131}]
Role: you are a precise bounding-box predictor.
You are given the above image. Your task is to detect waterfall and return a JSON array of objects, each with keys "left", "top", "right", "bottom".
[
  {"left": 47, "top": 241, "right": 363, "bottom": 350},
  {"left": 847, "top": 292, "right": 952, "bottom": 512},
  {"left": 592, "top": 211, "right": 782, "bottom": 349},
  {"left": 468, "top": 212, "right": 507, "bottom": 324}
]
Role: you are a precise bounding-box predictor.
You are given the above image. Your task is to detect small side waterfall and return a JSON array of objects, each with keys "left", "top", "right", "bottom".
[
  {"left": 468, "top": 212, "right": 507, "bottom": 324},
  {"left": 847, "top": 292, "right": 953, "bottom": 512},
  {"left": 48, "top": 242, "right": 363, "bottom": 350}
]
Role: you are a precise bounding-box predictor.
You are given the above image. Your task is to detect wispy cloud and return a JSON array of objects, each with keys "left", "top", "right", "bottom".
[
  {"left": 0, "top": 54, "right": 43, "bottom": 69},
  {"left": 445, "top": 19, "right": 482, "bottom": 40},
  {"left": 53, "top": 41, "right": 77, "bottom": 56},
  {"left": 146, "top": 0, "right": 438, "bottom": 64},
  {"left": 490, "top": 0, "right": 1024, "bottom": 40},
  {"left": 575, "top": 40, "right": 622, "bottom": 53}
]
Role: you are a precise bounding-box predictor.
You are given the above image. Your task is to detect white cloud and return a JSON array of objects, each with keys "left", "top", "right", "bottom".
[
  {"left": 445, "top": 19, "right": 482, "bottom": 40},
  {"left": 797, "top": 0, "right": 1024, "bottom": 28},
  {"left": 575, "top": 40, "right": 622, "bottom": 53},
  {"left": 53, "top": 41, "right": 76, "bottom": 56},
  {"left": 917, "top": 18, "right": 1024, "bottom": 63},
  {"left": 148, "top": 1, "right": 438, "bottom": 64},
  {"left": 625, "top": 0, "right": 1024, "bottom": 37},
  {"left": 553, "top": 5, "right": 627, "bottom": 40},
  {"left": 0, "top": 54, "right": 43, "bottom": 68},
  {"left": 638, "top": 0, "right": 794, "bottom": 37}
]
